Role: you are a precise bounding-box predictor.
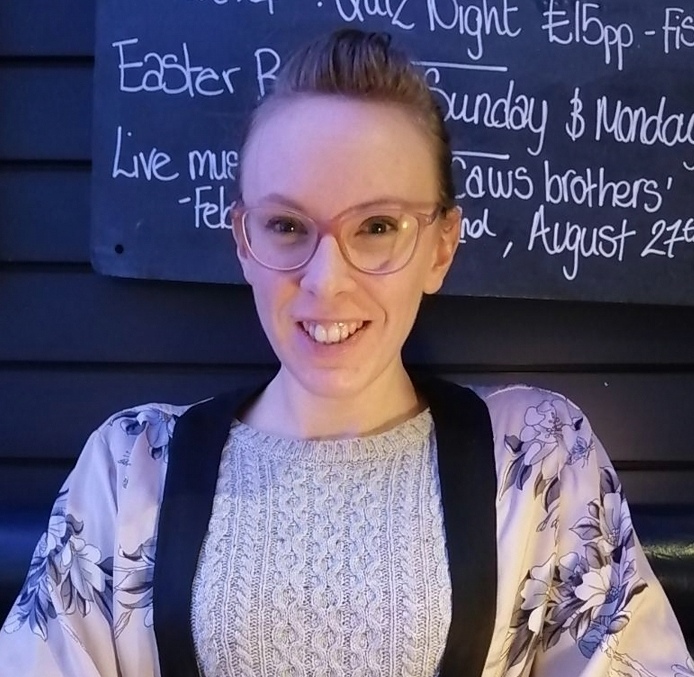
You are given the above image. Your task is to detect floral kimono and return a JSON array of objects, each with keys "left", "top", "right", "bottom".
[{"left": 0, "top": 384, "right": 691, "bottom": 676}]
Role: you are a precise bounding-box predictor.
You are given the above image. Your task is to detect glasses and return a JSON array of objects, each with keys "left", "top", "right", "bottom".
[{"left": 233, "top": 201, "right": 444, "bottom": 274}]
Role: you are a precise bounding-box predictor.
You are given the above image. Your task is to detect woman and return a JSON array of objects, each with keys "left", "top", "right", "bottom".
[{"left": 0, "top": 29, "right": 691, "bottom": 677}]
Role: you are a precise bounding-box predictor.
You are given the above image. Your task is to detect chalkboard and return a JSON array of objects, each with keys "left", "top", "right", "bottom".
[{"left": 92, "top": 0, "right": 694, "bottom": 305}]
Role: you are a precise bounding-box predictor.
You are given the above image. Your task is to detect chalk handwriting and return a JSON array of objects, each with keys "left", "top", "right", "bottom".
[
  {"left": 565, "top": 87, "right": 586, "bottom": 142},
  {"left": 255, "top": 47, "right": 281, "bottom": 98},
  {"left": 663, "top": 7, "right": 694, "bottom": 53},
  {"left": 191, "top": 0, "right": 275, "bottom": 14},
  {"left": 426, "top": 0, "right": 521, "bottom": 60},
  {"left": 112, "top": 38, "right": 241, "bottom": 96},
  {"left": 426, "top": 68, "right": 548, "bottom": 155},
  {"left": 452, "top": 156, "right": 534, "bottom": 201},
  {"left": 527, "top": 205, "right": 637, "bottom": 281},
  {"left": 543, "top": 161, "right": 664, "bottom": 213},
  {"left": 595, "top": 95, "right": 694, "bottom": 147},
  {"left": 97, "top": 0, "right": 694, "bottom": 298},
  {"left": 641, "top": 217, "right": 694, "bottom": 258},
  {"left": 178, "top": 185, "right": 234, "bottom": 229},
  {"left": 460, "top": 208, "right": 496, "bottom": 242},
  {"left": 332, "top": 0, "right": 415, "bottom": 30},
  {"left": 112, "top": 126, "right": 179, "bottom": 181},
  {"left": 542, "top": 0, "right": 634, "bottom": 71},
  {"left": 188, "top": 149, "right": 238, "bottom": 181}
]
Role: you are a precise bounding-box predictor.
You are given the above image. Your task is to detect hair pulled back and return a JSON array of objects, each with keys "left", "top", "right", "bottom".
[{"left": 240, "top": 29, "right": 456, "bottom": 210}]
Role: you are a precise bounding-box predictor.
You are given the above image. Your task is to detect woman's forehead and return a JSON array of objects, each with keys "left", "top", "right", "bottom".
[{"left": 240, "top": 95, "right": 439, "bottom": 208}]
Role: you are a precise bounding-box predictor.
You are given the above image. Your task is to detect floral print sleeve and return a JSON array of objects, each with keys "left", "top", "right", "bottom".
[
  {"left": 0, "top": 404, "right": 185, "bottom": 677},
  {"left": 485, "top": 386, "right": 693, "bottom": 677}
]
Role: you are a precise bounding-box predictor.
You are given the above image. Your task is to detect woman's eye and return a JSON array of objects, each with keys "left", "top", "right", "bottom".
[
  {"left": 265, "top": 216, "right": 307, "bottom": 235},
  {"left": 359, "top": 216, "right": 399, "bottom": 235}
]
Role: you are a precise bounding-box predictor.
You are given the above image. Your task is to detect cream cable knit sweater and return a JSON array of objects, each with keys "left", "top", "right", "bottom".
[{"left": 191, "top": 409, "right": 452, "bottom": 677}]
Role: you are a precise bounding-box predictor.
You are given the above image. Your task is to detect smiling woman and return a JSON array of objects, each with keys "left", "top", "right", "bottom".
[
  {"left": 0, "top": 28, "right": 691, "bottom": 677},
  {"left": 233, "top": 93, "right": 460, "bottom": 431}
]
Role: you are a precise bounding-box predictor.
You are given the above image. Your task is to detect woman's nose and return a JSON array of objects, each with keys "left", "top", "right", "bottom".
[{"left": 299, "top": 234, "right": 357, "bottom": 297}]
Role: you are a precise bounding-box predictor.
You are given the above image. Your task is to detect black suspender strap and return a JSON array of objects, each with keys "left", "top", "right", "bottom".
[
  {"left": 153, "top": 379, "right": 498, "bottom": 677},
  {"left": 153, "top": 389, "right": 253, "bottom": 677},
  {"left": 415, "top": 378, "right": 498, "bottom": 677}
]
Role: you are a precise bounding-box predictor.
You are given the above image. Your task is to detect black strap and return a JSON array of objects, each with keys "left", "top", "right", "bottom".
[
  {"left": 153, "top": 389, "right": 255, "bottom": 677},
  {"left": 153, "top": 378, "right": 497, "bottom": 677},
  {"left": 415, "top": 378, "right": 498, "bottom": 677}
]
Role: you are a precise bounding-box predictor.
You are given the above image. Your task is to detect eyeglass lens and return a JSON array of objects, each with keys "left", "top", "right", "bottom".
[{"left": 243, "top": 208, "right": 421, "bottom": 272}]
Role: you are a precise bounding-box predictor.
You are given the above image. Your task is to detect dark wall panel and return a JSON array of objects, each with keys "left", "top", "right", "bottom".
[
  {"left": 0, "top": 271, "right": 274, "bottom": 364},
  {"left": 0, "top": 66, "right": 92, "bottom": 161},
  {"left": 0, "top": 367, "right": 275, "bottom": 461},
  {"left": 0, "top": 464, "right": 70, "bottom": 513},
  {"left": 3, "top": 271, "right": 694, "bottom": 367},
  {"left": 0, "top": 1, "right": 95, "bottom": 56},
  {"left": 619, "top": 471, "right": 694, "bottom": 506},
  {"left": 2, "top": 368, "right": 694, "bottom": 465},
  {"left": 414, "top": 295, "right": 694, "bottom": 368},
  {"left": 0, "top": 167, "right": 90, "bottom": 262}
]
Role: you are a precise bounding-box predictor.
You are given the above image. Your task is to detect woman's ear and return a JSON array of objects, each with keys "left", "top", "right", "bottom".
[{"left": 423, "top": 205, "right": 462, "bottom": 295}]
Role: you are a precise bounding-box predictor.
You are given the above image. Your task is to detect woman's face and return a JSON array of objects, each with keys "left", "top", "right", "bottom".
[{"left": 236, "top": 95, "right": 460, "bottom": 401}]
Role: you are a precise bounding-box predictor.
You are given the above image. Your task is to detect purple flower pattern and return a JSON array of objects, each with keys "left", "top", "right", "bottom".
[
  {"left": 502, "top": 397, "right": 591, "bottom": 532},
  {"left": 5, "top": 406, "right": 177, "bottom": 640},
  {"left": 3, "top": 491, "right": 114, "bottom": 640},
  {"left": 674, "top": 657, "right": 694, "bottom": 677},
  {"left": 110, "top": 407, "right": 176, "bottom": 460},
  {"left": 502, "top": 398, "right": 652, "bottom": 672},
  {"left": 114, "top": 538, "right": 157, "bottom": 638}
]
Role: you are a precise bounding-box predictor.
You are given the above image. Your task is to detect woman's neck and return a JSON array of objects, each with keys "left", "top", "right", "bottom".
[{"left": 240, "top": 366, "right": 423, "bottom": 439}]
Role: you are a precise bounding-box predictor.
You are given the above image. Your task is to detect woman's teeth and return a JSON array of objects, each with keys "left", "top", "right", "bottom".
[{"left": 301, "top": 321, "right": 365, "bottom": 344}]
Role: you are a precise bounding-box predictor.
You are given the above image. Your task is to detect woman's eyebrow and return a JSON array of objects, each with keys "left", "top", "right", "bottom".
[
  {"left": 257, "top": 193, "right": 417, "bottom": 213},
  {"left": 257, "top": 193, "right": 307, "bottom": 211}
]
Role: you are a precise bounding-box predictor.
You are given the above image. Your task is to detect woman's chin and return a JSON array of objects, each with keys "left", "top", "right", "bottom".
[
  {"left": 269, "top": 320, "right": 405, "bottom": 405},
  {"left": 280, "top": 364, "right": 371, "bottom": 402}
]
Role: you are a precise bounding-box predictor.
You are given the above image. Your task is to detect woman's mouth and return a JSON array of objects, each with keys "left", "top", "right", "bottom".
[{"left": 300, "top": 320, "right": 366, "bottom": 345}]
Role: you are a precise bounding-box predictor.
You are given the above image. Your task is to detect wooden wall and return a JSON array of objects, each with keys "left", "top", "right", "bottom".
[{"left": 2, "top": 0, "right": 694, "bottom": 543}]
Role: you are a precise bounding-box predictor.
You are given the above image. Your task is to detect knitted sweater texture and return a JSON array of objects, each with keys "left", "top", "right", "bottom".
[{"left": 191, "top": 409, "right": 452, "bottom": 677}]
